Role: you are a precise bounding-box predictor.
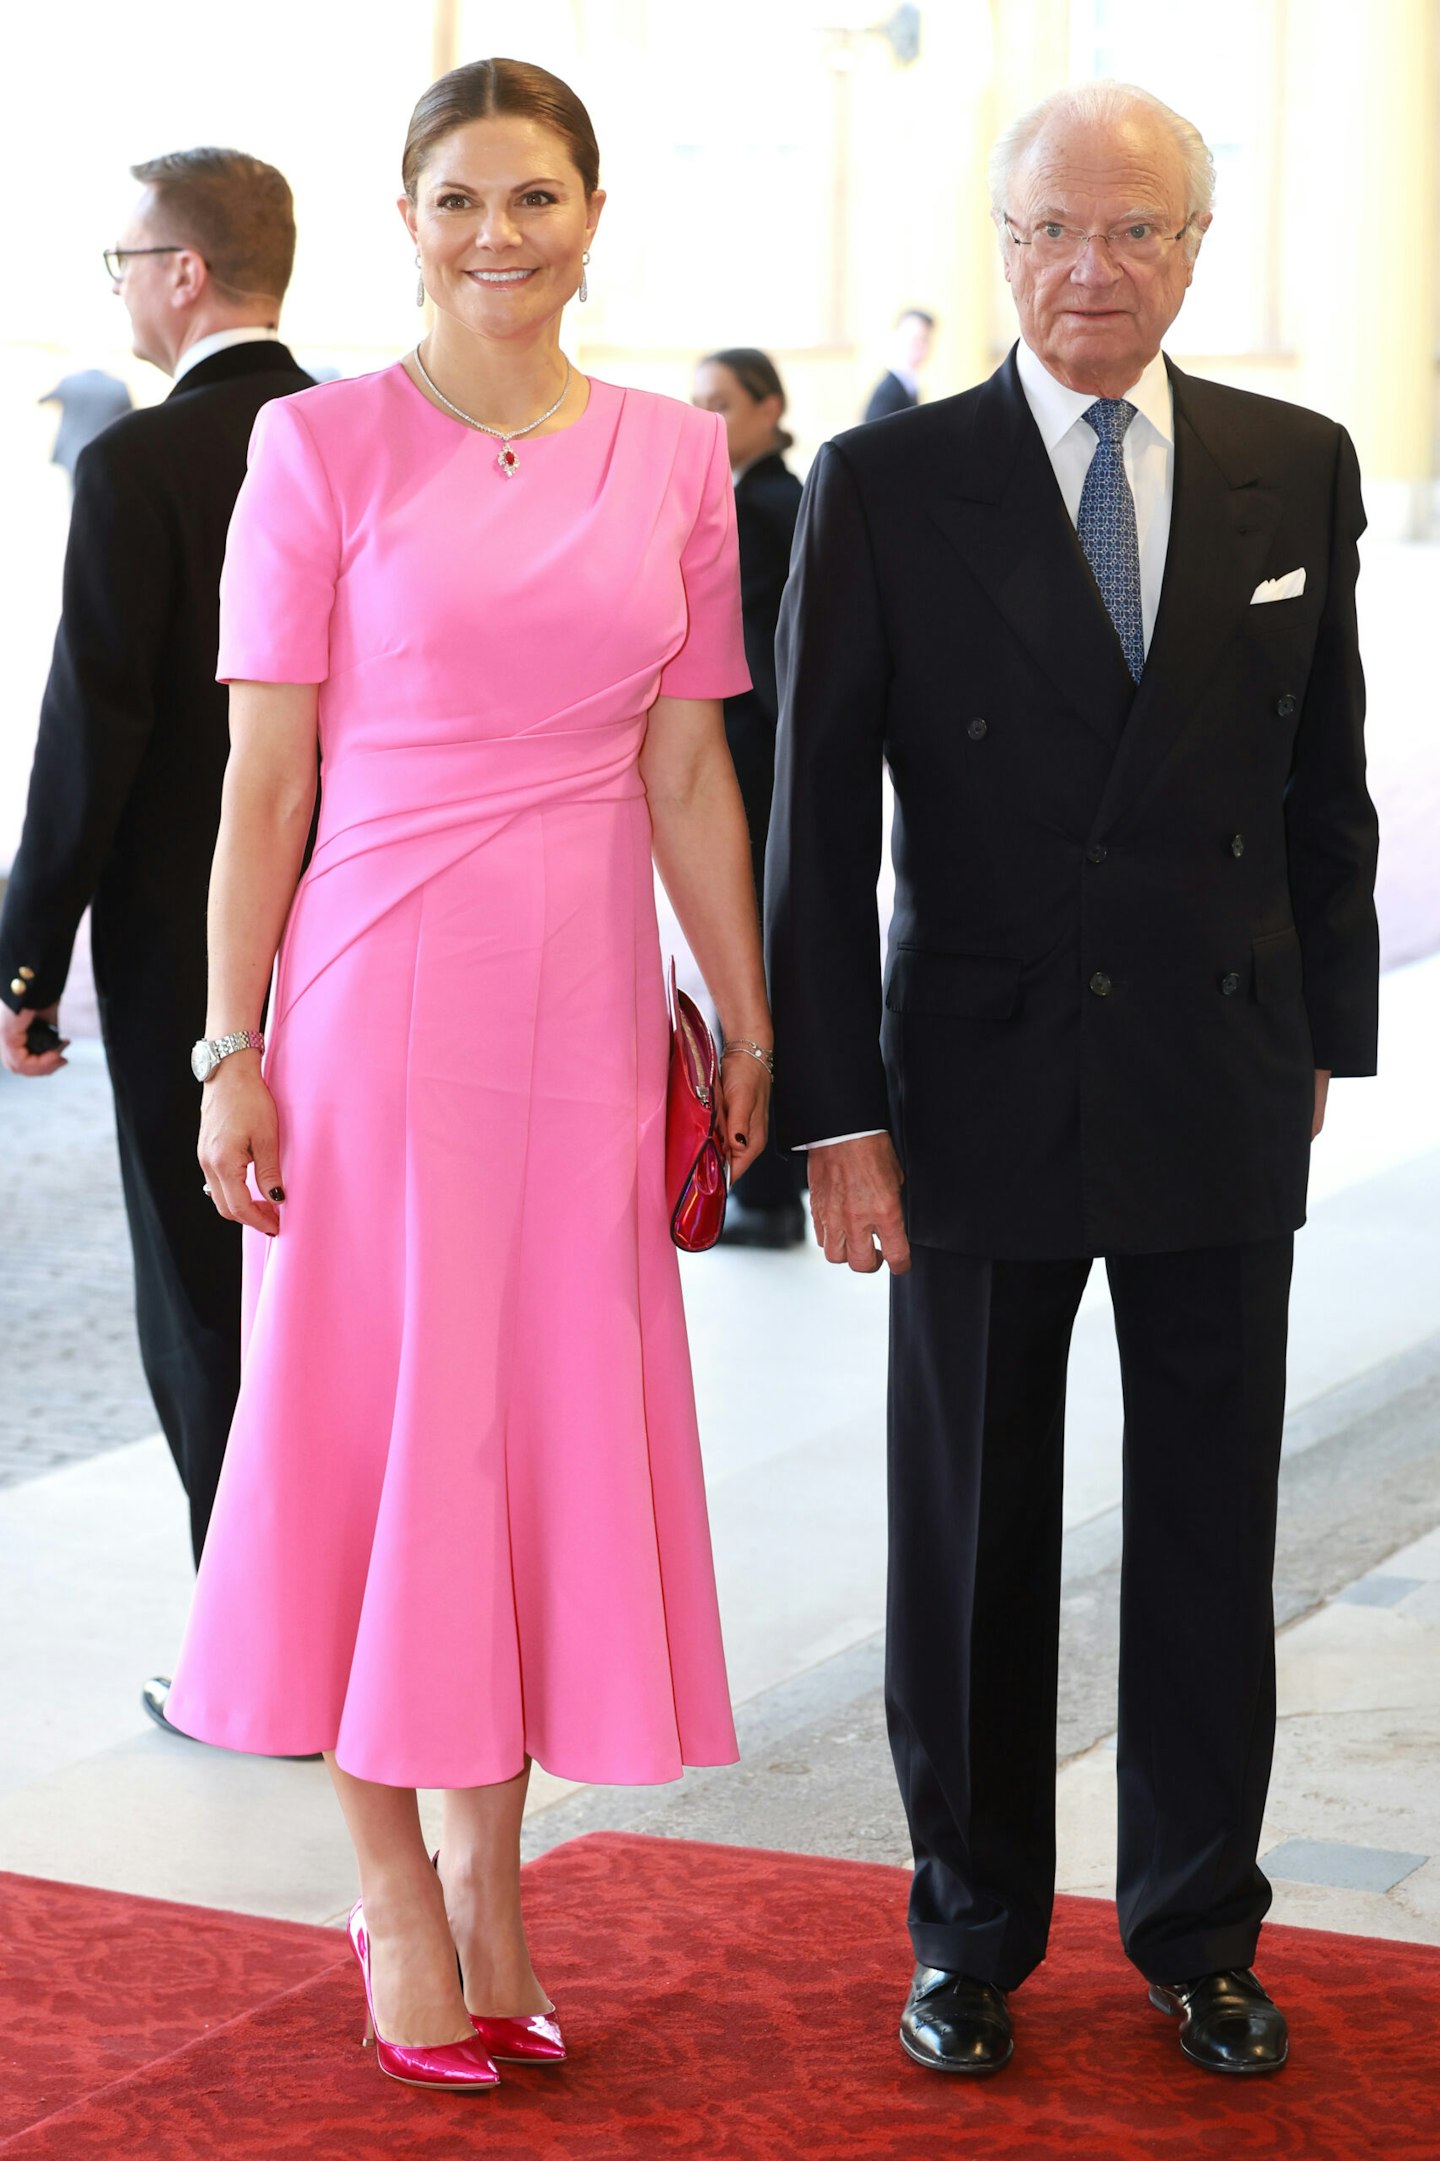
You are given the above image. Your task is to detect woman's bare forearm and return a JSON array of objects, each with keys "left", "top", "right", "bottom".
[
  {"left": 204, "top": 684, "right": 319, "bottom": 1036},
  {"left": 645, "top": 714, "right": 770, "bottom": 1045}
]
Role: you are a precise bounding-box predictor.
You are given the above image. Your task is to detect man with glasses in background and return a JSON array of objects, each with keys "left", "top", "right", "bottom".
[
  {"left": 0, "top": 151, "right": 311, "bottom": 1733},
  {"left": 768, "top": 82, "right": 1377, "bottom": 2078}
]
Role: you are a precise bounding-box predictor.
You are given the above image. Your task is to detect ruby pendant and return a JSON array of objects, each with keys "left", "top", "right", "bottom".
[{"left": 497, "top": 443, "right": 518, "bottom": 477}]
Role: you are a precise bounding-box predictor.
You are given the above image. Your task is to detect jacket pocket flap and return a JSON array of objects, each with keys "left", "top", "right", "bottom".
[
  {"left": 1251, "top": 926, "right": 1303, "bottom": 1005},
  {"left": 885, "top": 947, "right": 1022, "bottom": 1019}
]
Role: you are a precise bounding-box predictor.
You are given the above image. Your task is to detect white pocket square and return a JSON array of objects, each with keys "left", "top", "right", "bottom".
[{"left": 1251, "top": 568, "right": 1306, "bottom": 604}]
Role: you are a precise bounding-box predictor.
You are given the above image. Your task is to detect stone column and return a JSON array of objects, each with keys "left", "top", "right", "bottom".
[{"left": 1288, "top": 0, "right": 1438, "bottom": 536}]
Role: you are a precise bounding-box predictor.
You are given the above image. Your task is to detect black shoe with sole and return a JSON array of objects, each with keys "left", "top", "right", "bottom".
[
  {"left": 140, "top": 1675, "right": 198, "bottom": 1739},
  {"left": 899, "top": 1966, "right": 1013, "bottom": 2075},
  {"left": 141, "top": 1676, "right": 323, "bottom": 1762},
  {"left": 1148, "top": 1968, "right": 1288, "bottom": 2074}
]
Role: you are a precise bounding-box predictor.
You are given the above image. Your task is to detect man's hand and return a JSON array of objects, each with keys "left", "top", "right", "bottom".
[
  {"left": 807, "top": 1133, "right": 910, "bottom": 1275},
  {"left": 1312, "top": 1068, "right": 1332, "bottom": 1140},
  {"left": 0, "top": 1003, "right": 69, "bottom": 1077}
]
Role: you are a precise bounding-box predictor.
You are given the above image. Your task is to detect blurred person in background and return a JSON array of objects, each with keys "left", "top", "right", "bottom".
[
  {"left": 38, "top": 369, "right": 133, "bottom": 486},
  {"left": 0, "top": 151, "right": 310, "bottom": 1737},
  {"left": 692, "top": 347, "right": 805, "bottom": 1246},
  {"left": 863, "top": 307, "right": 935, "bottom": 422},
  {"left": 769, "top": 81, "right": 1377, "bottom": 2081},
  {"left": 164, "top": 58, "right": 768, "bottom": 2093}
]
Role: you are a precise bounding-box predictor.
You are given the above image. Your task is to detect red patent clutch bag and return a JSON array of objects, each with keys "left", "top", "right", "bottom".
[{"left": 666, "top": 959, "right": 727, "bottom": 1252}]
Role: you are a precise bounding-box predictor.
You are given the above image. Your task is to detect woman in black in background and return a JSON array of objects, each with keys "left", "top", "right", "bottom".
[{"left": 691, "top": 347, "right": 805, "bottom": 1247}]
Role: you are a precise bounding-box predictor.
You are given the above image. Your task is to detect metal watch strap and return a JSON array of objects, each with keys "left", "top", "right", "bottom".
[
  {"left": 199, "top": 1029, "right": 265, "bottom": 1078},
  {"left": 214, "top": 1029, "right": 264, "bottom": 1061}
]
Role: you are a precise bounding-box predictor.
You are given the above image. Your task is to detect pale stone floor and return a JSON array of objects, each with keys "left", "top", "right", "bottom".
[{"left": 1, "top": 956, "right": 1437, "bottom": 1971}]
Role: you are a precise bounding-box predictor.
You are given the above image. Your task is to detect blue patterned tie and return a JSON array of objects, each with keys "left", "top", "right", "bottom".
[{"left": 1076, "top": 398, "right": 1144, "bottom": 683}]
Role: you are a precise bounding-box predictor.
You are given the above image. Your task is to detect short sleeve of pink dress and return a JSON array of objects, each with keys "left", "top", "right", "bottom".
[
  {"left": 168, "top": 372, "right": 748, "bottom": 1789},
  {"left": 217, "top": 397, "right": 339, "bottom": 684},
  {"left": 657, "top": 414, "right": 748, "bottom": 699}
]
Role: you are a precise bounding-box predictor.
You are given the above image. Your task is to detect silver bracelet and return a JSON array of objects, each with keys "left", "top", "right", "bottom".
[{"left": 721, "top": 1040, "right": 775, "bottom": 1078}]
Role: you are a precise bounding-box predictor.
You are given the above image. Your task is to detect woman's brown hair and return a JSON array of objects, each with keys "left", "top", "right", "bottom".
[
  {"left": 702, "top": 348, "right": 795, "bottom": 455},
  {"left": 402, "top": 58, "right": 601, "bottom": 201}
]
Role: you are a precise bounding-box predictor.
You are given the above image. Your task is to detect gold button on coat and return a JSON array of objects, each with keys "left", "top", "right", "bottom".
[{"left": 10, "top": 978, "right": 25, "bottom": 996}]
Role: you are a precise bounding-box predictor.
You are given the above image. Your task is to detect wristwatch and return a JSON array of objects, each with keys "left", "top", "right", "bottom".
[{"left": 191, "top": 1029, "right": 265, "bottom": 1082}]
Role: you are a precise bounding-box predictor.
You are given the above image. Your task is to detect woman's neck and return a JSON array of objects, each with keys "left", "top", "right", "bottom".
[{"left": 416, "top": 317, "right": 573, "bottom": 436}]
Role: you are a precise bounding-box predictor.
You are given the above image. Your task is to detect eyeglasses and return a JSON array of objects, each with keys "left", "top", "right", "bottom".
[
  {"left": 103, "top": 245, "right": 198, "bottom": 280},
  {"left": 1002, "top": 215, "right": 1192, "bottom": 267}
]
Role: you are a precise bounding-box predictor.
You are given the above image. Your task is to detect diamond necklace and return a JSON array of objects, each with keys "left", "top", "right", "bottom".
[{"left": 411, "top": 345, "right": 572, "bottom": 478}]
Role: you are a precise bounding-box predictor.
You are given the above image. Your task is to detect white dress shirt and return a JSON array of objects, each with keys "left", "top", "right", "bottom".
[
  {"left": 173, "top": 325, "right": 281, "bottom": 383},
  {"left": 800, "top": 343, "right": 1175, "bottom": 1154}
]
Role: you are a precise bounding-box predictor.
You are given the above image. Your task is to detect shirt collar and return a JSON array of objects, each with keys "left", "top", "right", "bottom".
[
  {"left": 1014, "top": 338, "right": 1173, "bottom": 450},
  {"left": 173, "top": 325, "right": 281, "bottom": 382}
]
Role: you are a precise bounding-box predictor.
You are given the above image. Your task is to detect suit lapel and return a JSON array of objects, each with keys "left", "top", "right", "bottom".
[
  {"left": 929, "top": 353, "right": 1135, "bottom": 751},
  {"left": 1096, "top": 360, "right": 1282, "bottom": 825}
]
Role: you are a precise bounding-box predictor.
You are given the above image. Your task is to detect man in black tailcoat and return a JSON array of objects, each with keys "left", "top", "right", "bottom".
[
  {"left": 766, "top": 85, "right": 1377, "bottom": 2077},
  {"left": 0, "top": 150, "right": 312, "bottom": 1726}
]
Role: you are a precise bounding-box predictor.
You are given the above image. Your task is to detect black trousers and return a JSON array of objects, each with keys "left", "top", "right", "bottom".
[
  {"left": 886, "top": 1235, "right": 1293, "bottom": 1990},
  {"left": 104, "top": 1020, "right": 242, "bottom": 1566}
]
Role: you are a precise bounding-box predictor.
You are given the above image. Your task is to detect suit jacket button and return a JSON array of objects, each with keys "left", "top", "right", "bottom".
[
  {"left": 1086, "top": 843, "right": 1108, "bottom": 865},
  {"left": 1220, "top": 971, "right": 1241, "bottom": 995},
  {"left": 1230, "top": 833, "right": 1245, "bottom": 857},
  {"left": 9, "top": 978, "right": 25, "bottom": 997},
  {"left": 1089, "top": 970, "right": 1112, "bottom": 997},
  {"left": 1276, "top": 693, "right": 1297, "bottom": 717},
  {"left": 967, "top": 717, "right": 988, "bottom": 740}
]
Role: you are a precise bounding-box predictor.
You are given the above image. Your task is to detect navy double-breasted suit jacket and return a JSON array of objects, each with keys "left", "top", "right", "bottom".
[{"left": 765, "top": 348, "right": 1379, "bottom": 1258}]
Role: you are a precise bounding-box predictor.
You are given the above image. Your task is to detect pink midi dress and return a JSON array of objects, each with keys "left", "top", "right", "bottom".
[{"left": 165, "top": 367, "right": 748, "bottom": 1787}]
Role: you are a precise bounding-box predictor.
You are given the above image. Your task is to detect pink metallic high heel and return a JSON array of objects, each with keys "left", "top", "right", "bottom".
[
  {"left": 468, "top": 2008, "right": 566, "bottom": 2065},
  {"left": 347, "top": 1901, "right": 501, "bottom": 2092},
  {"left": 430, "top": 1850, "right": 567, "bottom": 2063}
]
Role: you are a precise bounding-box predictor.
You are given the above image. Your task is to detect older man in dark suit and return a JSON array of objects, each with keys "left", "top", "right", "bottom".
[
  {"left": 767, "top": 83, "right": 1377, "bottom": 2078},
  {"left": 1, "top": 150, "right": 311, "bottom": 1723}
]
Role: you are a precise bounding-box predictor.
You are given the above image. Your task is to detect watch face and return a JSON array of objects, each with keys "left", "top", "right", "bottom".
[{"left": 191, "top": 1040, "right": 216, "bottom": 1082}]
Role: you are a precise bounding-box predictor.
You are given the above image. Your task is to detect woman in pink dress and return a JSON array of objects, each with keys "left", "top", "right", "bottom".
[{"left": 167, "top": 58, "right": 772, "bottom": 2092}]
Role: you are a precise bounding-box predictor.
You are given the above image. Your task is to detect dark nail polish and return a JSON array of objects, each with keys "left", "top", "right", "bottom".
[{"left": 268, "top": 1186, "right": 285, "bottom": 1203}]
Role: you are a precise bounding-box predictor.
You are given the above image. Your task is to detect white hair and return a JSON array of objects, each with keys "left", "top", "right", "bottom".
[{"left": 988, "top": 80, "right": 1216, "bottom": 259}]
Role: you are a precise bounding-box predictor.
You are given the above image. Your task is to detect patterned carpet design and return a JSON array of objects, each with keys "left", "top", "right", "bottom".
[{"left": 3, "top": 1834, "right": 1437, "bottom": 2158}]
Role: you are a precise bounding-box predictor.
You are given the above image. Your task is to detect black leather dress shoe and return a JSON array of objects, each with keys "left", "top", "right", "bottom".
[
  {"left": 899, "top": 1966, "right": 1013, "bottom": 2075},
  {"left": 141, "top": 1675, "right": 198, "bottom": 1739},
  {"left": 140, "top": 1676, "right": 323, "bottom": 1762},
  {"left": 1148, "top": 1968, "right": 1288, "bottom": 2073}
]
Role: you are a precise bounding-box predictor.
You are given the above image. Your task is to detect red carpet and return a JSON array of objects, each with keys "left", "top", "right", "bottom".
[{"left": 3, "top": 1835, "right": 1437, "bottom": 2158}]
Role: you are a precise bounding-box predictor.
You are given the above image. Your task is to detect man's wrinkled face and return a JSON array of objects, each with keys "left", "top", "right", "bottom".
[{"left": 1001, "top": 114, "right": 1207, "bottom": 395}]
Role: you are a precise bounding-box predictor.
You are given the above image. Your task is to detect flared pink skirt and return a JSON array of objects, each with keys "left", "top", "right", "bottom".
[{"left": 167, "top": 795, "right": 738, "bottom": 1786}]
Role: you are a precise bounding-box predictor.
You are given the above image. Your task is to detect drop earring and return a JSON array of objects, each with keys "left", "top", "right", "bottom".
[
  {"left": 579, "top": 249, "right": 590, "bottom": 304},
  {"left": 415, "top": 253, "right": 426, "bottom": 309}
]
